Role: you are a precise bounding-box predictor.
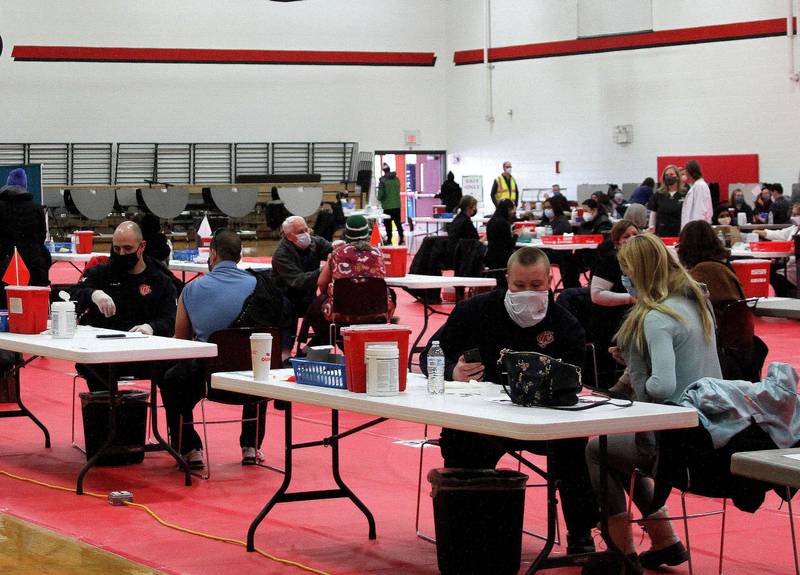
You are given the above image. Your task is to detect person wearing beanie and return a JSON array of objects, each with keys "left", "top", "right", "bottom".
[
  {"left": 0, "top": 167, "right": 51, "bottom": 307},
  {"left": 315, "top": 214, "right": 395, "bottom": 336}
]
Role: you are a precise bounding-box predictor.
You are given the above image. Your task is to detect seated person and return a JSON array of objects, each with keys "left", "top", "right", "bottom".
[
  {"left": 445, "top": 195, "right": 480, "bottom": 266},
  {"left": 484, "top": 198, "right": 517, "bottom": 271},
  {"left": 541, "top": 194, "right": 572, "bottom": 235},
  {"left": 753, "top": 184, "right": 773, "bottom": 223},
  {"left": 729, "top": 188, "right": 754, "bottom": 224},
  {"left": 770, "top": 183, "right": 791, "bottom": 224},
  {"left": 133, "top": 212, "right": 171, "bottom": 266},
  {"left": 272, "top": 216, "right": 335, "bottom": 346},
  {"left": 678, "top": 220, "right": 743, "bottom": 309},
  {"left": 318, "top": 214, "right": 395, "bottom": 323},
  {"left": 560, "top": 199, "right": 612, "bottom": 289},
  {"left": 589, "top": 220, "right": 638, "bottom": 388},
  {"left": 623, "top": 203, "right": 648, "bottom": 230},
  {"left": 420, "top": 247, "right": 599, "bottom": 555},
  {"left": 70, "top": 221, "right": 177, "bottom": 392},
  {"left": 160, "top": 230, "right": 290, "bottom": 468},
  {"left": 610, "top": 190, "right": 629, "bottom": 219},
  {"left": 756, "top": 201, "right": 800, "bottom": 297}
]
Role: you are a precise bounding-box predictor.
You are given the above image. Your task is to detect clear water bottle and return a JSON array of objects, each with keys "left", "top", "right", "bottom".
[{"left": 427, "top": 341, "right": 445, "bottom": 395}]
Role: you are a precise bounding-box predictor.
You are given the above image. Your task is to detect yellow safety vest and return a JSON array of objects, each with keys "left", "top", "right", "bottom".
[{"left": 495, "top": 175, "right": 518, "bottom": 202}]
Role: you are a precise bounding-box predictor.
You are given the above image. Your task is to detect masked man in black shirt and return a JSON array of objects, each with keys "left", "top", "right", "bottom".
[
  {"left": 71, "top": 221, "right": 177, "bottom": 391},
  {"left": 421, "top": 246, "right": 599, "bottom": 555}
]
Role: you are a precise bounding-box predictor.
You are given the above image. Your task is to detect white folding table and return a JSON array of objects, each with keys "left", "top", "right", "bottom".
[
  {"left": 168, "top": 259, "right": 272, "bottom": 284},
  {"left": 752, "top": 297, "right": 800, "bottom": 320},
  {"left": 384, "top": 274, "right": 497, "bottom": 364},
  {"left": 211, "top": 369, "right": 698, "bottom": 573},
  {"left": 50, "top": 251, "right": 108, "bottom": 273},
  {"left": 0, "top": 326, "right": 216, "bottom": 493},
  {"left": 517, "top": 239, "right": 601, "bottom": 251}
]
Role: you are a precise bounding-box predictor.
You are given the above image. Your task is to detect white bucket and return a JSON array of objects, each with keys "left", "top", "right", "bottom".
[{"left": 365, "top": 343, "right": 399, "bottom": 396}]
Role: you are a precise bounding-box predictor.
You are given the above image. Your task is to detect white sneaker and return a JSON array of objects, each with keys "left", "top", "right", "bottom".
[
  {"left": 242, "top": 447, "right": 264, "bottom": 466},
  {"left": 182, "top": 448, "right": 204, "bottom": 470}
]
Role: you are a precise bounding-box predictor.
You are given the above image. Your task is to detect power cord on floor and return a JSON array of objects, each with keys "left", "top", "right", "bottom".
[{"left": 0, "top": 469, "right": 331, "bottom": 575}]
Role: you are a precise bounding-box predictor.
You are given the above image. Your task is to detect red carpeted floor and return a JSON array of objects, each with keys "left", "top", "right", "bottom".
[{"left": 0, "top": 261, "right": 798, "bottom": 574}]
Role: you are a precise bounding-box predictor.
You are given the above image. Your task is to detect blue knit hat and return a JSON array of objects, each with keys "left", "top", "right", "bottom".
[{"left": 6, "top": 168, "right": 27, "bottom": 190}]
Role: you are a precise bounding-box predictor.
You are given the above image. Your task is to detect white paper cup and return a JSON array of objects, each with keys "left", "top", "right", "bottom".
[{"left": 250, "top": 333, "right": 273, "bottom": 381}]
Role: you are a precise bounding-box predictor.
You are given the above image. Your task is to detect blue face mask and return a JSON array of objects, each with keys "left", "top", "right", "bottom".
[{"left": 621, "top": 275, "right": 637, "bottom": 297}]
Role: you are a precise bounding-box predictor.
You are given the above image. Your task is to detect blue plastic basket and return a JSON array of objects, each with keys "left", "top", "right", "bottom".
[
  {"left": 173, "top": 249, "right": 199, "bottom": 261},
  {"left": 290, "top": 358, "right": 347, "bottom": 390}
]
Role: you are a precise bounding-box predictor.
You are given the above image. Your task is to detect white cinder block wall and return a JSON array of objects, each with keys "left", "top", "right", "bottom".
[
  {"left": 444, "top": 0, "right": 800, "bottom": 203},
  {"left": 1, "top": 0, "right": 799, "bottom": 201},
  {"left": 0, "top": 0, "right": 449, "bottom": 152}
]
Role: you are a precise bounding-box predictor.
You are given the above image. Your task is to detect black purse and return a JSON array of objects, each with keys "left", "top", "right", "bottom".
[{"left": 498, "top": 349, "right": 582, "bottom": 407}]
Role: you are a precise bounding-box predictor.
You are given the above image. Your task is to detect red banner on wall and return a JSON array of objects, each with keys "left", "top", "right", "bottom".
[{"left": 657, "top": 154, "right": 759, "bottom": 203}]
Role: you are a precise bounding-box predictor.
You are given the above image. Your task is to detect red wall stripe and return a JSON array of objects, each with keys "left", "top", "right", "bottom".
[
  {"left": 454, "top": 18, "right": 794, "bottom": 65},
  {"left": 11, "top": 46, "right": 436, "bottom": 66}
]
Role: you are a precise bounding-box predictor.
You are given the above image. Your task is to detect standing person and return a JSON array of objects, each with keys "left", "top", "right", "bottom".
[
  {"left": 0, "top": 168, "right": 51, "bottom": 306},
  {"left": 629, "top": 177, "right": 655, "bottom": 206},
  {"left": 436, "top": 171, "right": 462, "bottom": 213},
  {"left": 769, "top": 183, "right": 791, "bottom": 224},
  {"left": 272, "top": 216, "right": 334, "bottom": 346},
  {"left": 161, "top": 230, "right": 288, "bottom": 468},
  {"left": 647, "top": 164, "right": 685, "bottom": 237},
  {"left": 69, "top": 221, "right": 177, "bottom": 392},
  {"left": 681, "top": 160, "right": 713, "bottom": 229},
  {"left": 582, "top": 234, "right": 720, "bottom": 574},
  {"left": 421, "top": 247, "right": 600, "bottom": 555},
  {"left": 377, "top": 164, "right": 404, "bottom": 245},
  {"left": 484, "top": 198, "right": 517, "bottom": 271},
  {"left": 490, "top": 161, "right": 518, "bottom": 206}
]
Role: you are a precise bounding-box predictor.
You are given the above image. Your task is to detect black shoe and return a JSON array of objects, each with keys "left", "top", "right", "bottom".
[
  {"left": 567, "top": 532, "right": 596, "bottom": 555},
  {"left": 639, "top": 541, "right": 689, "bottom": 569},
  {"left": 581, "top": 552, "right": 640, "bottom": 575}
]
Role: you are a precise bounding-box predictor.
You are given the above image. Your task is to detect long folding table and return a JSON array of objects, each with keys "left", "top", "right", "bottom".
[
  {"left": 0, "top": 326, "right": 216, "bottom": 493},
  {"left": 168, "top": 259, "right": 272, "bottom": 284},
  {"left": 211, "top": 369, "right": 698, "bottom": 573}
]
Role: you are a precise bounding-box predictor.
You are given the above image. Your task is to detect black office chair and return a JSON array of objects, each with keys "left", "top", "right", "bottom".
[{"left": 179, "top": 326, "right": 282, "bottom": 479}]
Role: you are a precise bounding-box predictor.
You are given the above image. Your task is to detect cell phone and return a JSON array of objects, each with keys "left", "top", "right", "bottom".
[
  {"left": 96, "top": 333, "right": 126, "bottom": 339},
  {"left": 463, "top": 348, "right": 482, "bottom": 363}
]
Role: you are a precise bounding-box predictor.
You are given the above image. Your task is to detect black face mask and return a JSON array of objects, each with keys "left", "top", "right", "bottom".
[
  {"left": 109, "top": 251, "right": 140, "bottom": 273},
  {"left": 734, "top": 196, "right": 744, "bottom": 205},
  {"left": 663, "top": 176, "right": 678, "bottom": 186}
]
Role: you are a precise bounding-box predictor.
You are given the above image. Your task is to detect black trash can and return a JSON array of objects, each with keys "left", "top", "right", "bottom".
[
  {"left": 79, "top": 390, "right": 149, "bottom": 466},
  {"left": 428, "top": 468, "right": 528, "bottom": 575}
]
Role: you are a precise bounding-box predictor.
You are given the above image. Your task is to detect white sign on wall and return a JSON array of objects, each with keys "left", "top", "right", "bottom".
[{"left": 462, "top": 175, "right": 483, "bottom": 206}]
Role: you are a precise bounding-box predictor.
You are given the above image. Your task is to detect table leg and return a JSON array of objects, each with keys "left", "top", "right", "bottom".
[
  {"left": 0, "top": 357, "right": 51, "bottom": 448},
  {"left": 246, "top": 404, "right": 381, "bottom": 552},
  {"left": 76, "top": 364, "right": 118, "bottom": 495},
  {"left": 147, "top": 366, "right": 192, "bottom": 487},
  {"left": 407, "top": 295, "right": 432, "bottom": 367}
]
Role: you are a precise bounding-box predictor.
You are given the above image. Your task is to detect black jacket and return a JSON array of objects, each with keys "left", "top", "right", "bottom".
[
  {"left": 437, "top": 178, "right": 462, "bottom": 212},
  {"left": 70, "top": 256, "right": 177, "bottom": 336},
  {"left": 421, "top": 289, "right": 585, "bottom": 384},
  {"left": 578, "top": 212, "right": 612, "bottom": 235},
  {"left": 446, "top": 212, "right": 479, "bottom": 266},
  {"left": 485, "top": 216, "right": 515, "bottom": 270},
  {"left": 0, "top": 185, "right": 51, "bottom": 290},
  {"left": 271, "top": 236, "right": 332, "bottom": 315}
]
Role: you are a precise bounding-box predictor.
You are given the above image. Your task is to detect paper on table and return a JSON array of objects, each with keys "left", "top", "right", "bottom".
[{"left": 782, "top": 454, "right": 800, "bottom": 461}]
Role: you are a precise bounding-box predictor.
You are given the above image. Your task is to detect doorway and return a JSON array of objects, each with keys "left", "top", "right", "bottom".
[{"left": 373, "top": 151, "right": 446, "bottom": 222}]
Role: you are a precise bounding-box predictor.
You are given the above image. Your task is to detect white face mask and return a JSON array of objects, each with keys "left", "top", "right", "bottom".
[
  {"left": 504, "top": 290, "right": 549, "bottom": 328},
  {"left": 293, "top": 232, "right": 311, "bottom": 249},
  {"left": 583, "top": 212, "right": 595, "bottom": 222},
  {"left": 792, "top": 215, "right": 800, "bottom": 227},
  {"left": 505, "top": 167, "right": 512, "bottom": 174},
  {"left": 544, "top": 208, "right": 555, "bottom": 219}
]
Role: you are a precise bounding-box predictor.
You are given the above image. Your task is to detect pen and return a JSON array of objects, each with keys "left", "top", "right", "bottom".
[{"left": 96, "top": 333, "right": 126, "bottom": 339}]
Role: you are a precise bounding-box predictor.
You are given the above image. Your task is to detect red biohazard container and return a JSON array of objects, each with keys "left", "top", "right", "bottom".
[
  {"left": 381, "top": 246, "right": 408, "bottom": 277},
  {"left": 731, "top": 259, "right": 771, "bottom": 298},
  {"left": 432, "top": 205, "right": 447, "bottom": 216},
  {"left": 74, "top": 230, "right": 95, "bottom": 254},
  {"left": 4, "top": 286, "right": 50, "bottom": 334},
  {"left": 342, "top": 324, "right": 412, "bottom": 393},
  {"left": 511, "top": 222, "right": 537, "bottom": 234},
  {"left": 750, "top": 241, "right": 793, "bottom": 253},
  {"left": 660, "top": 237, "right": 680, "bottom": 246}
]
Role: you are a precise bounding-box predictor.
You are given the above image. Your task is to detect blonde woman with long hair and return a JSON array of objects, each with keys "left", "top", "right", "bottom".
[{"left": 582, "top": 234, "right": 722, "bottom": 574}]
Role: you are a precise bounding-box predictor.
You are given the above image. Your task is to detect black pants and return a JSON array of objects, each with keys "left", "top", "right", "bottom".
[
  {"left": 159, "top": 360, "right": 266, "bottom": 454},
  {"left": 439, "top": 428, "right": 600, "bottom": 537},
  {"left": 770, "top": 264, "right": 798, "bottom": 298},
  {"left": 383, "top": 207, "right": 404, "bottom": 244},
  {"left": 76, "top": 361, "right": 161, "bottom": 393}
]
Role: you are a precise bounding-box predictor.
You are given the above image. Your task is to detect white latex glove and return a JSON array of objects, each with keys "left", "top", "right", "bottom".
[
  {"left": 91, "top": 290, "right": 116, "bottom": 318},
  {"left": 129, "top": 324, "right": 153, "bottom": 335}
]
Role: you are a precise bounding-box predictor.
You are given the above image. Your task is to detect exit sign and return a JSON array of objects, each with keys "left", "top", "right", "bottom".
[{"left": 403, "top": 130, "right": 420, "bottom": 147}]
